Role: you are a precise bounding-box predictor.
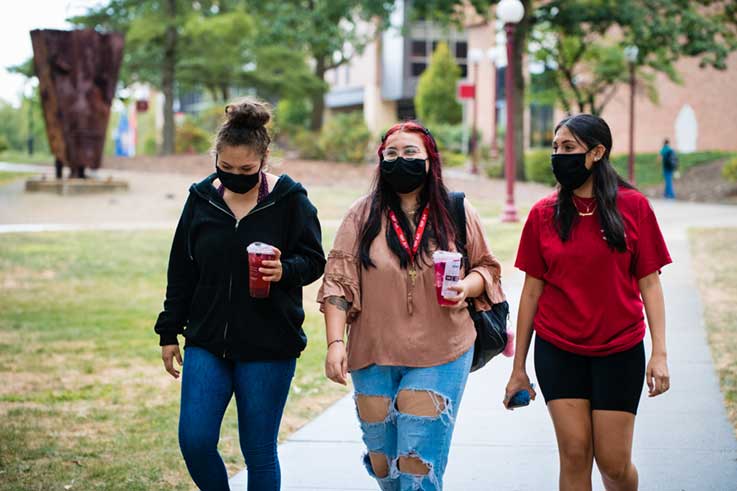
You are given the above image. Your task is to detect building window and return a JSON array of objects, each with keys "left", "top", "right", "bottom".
[
  {"left": 496, "top": 66, "right": 506, "bottom": 101},
  {"left": 397, "top": 99, "right": 416, "bottom": 120},
  {"left": 408, "top": 38, "right": 468, "bottom": 80},
  {"left": 411, "top": 40, "right": 426, "bottom": 57},
  {"left": 455, "top": 41, "right": 468, "bottom": 59},
  {"left": 530, "top": 104, "right": 554, "bottom": 148},
  {"left": 411, "top": 62, "right": 427, "bottom": 77}
]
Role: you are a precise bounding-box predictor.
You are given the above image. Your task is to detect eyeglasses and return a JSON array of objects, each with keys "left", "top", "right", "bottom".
[{"left": 382, "top": 146, "right": 425, "bottom": 161}]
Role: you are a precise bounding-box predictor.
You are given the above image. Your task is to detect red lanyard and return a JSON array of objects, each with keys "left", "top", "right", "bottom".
[{"left": 388, "top": 204, "right": 430, "bottom": 267}]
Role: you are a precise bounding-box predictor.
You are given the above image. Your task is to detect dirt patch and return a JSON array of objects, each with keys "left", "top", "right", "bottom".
[
  {"left": 102, "top": 153, "right": 553, "bottom": 207},
  {"left": 103, "top": 154, "right": 375, "bottom": 189},
  {"left": 0, "top": 267, "right": 57, "bottom": 290},
  {"left": 643, "top": 159, "right": 737, "bottom": 204}
]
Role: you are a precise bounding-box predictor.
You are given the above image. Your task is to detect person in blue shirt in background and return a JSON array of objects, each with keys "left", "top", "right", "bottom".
[{"left": 659, "top": 139, "right": 678, "bottom": 199}]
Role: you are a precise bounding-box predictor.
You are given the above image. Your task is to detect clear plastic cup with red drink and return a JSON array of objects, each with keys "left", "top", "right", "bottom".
[
  {"left": 433, "top": 250, "right": 463, "bottom": 306},
  {"left": 247, "top": 242, "right": 276, "bottom": 298}
]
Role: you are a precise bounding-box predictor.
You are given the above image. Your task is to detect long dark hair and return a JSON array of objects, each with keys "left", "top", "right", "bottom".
[
  {"left": 358, "top": 121, "right": 456, "bottom": 269},
  {"left": 553, "top": 114, "right": 635, "bottom": 252}
]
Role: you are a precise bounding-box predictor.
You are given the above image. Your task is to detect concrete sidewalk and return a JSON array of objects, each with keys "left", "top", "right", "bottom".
[{"left": 231, "top": 199, "right": 737, "bottom": 490}]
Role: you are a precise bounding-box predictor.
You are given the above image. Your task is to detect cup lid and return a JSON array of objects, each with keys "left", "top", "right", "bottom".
[
  {"left": 433, "top": 250, "right": 462, "bottom": 261},
  {"left": 247, "top": 242, "right": 275, "bottom": 254}
]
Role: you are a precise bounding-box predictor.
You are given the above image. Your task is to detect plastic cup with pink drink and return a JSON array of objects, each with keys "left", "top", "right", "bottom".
[
  {"left": 433, "top": 250, "right": 463, "bottom": 306},
  {"left": 247, "top": 242, "right": 276, "bottom": 298}
]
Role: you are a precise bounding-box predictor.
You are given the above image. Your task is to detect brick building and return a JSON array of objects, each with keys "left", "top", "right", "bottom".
[{"left": 325, "top": 1, "right": 737, "bottom": 154}]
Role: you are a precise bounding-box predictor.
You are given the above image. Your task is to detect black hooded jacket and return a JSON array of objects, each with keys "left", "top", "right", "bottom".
[{"left": 154, "top": 173, "right": 326, "bottom": 360}]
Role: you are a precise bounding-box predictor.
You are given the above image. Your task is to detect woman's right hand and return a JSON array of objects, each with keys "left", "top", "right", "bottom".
[
  {"left": 162, "top": 345, "right": 183, "bottom": 379},
  {"left": 503, "top": 368, "right": 536, "bottom": 409},
  {"left": 325, "top": 342, "right": 348, "bottom": 386}
]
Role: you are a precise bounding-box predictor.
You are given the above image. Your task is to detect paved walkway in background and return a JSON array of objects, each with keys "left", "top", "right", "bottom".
[
  {"left": 0, "top": 162, "right": 195, "bottom": 232},
  {"left": 230, "top": 199, "right": 737, "bottom": 491}
]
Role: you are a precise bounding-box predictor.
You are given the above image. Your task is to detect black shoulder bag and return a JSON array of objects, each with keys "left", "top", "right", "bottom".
[{"left": 449, "top": 192, "right": 510, "bottom": 372}]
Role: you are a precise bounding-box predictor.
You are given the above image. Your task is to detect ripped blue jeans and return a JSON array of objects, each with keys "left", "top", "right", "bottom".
[{"left": 350, "top": 347, "right": 473, "bottom": 491}]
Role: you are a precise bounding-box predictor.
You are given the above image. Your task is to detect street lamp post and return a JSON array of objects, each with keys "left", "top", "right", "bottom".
[
  {"left": 487, "top": 47, "right": 502, "bottom": 160},
  {"left": 624, "top": 45, "right": 639, "bottom": 185},
  {"left": 498, "top": 0, "right": 524, "bottom": 223},
  {"left": 468, "top": 49, "right": 484, "bottom": 175}
]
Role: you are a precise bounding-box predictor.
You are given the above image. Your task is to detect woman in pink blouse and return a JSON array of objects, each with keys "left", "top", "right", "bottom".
[{"left": 318, "top": 121, "right": 505, "bottom": 490}]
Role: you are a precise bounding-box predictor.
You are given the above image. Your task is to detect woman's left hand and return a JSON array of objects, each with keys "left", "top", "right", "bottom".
[
  {"left": 646, "top": 353, "right": 670, "bottom": 397},
  {"left": 259, "top": 247, "right": 283, "bottom": 282},
  {"left": 441, "top": 280, "right": 469, "bottom": 309}
]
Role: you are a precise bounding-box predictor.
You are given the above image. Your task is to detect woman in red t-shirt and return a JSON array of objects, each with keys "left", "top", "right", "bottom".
[{"left": 504, "top": 114, "right": 672, "bottom": 490}]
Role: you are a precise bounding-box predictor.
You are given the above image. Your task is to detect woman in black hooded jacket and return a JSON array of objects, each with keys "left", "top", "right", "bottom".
[{"left": 154, "top": 98, "right": 325, "bottom": 491}]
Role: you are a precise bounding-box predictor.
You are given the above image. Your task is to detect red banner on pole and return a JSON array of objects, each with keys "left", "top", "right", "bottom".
[{"left": 457, "top": 82, "right": 476, "bottom": 100}]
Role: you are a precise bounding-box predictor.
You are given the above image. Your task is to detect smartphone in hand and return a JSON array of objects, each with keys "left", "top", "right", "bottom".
[{"left": 508, "top": 384, "right": 535, "bottom": 409}]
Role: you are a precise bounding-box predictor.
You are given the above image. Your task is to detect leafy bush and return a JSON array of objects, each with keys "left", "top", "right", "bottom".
[
  {"left": 431, "top": 124, "right": 464, "bottom": 153},
  {"left": 0, "top": 135, "right": 8, "bottom": 153},
  {"left": 723, "top": 157, "right": 737, "bottom": 183},
  {"left": 275, "top": 97, "right": 311, "bottom": 132},
  {"left": 143, "top": 136, "right": 158, "bottom": 156},
  {"left": 193, "top": 105, "right": 227, "bottom": 135},
  {"left": 318, "top": 112, "right": 371, "bottom": 163},
  {"left": 292, "top": 129, "right": 325, "bottom": 160},
  {"left": 175, "top": 119, "right": 211, "bottom": 154},
  {"left": 484, "top": 158, "right": 503, "bottom": 178},
  {"left": 415, "top": 42, "right": 462, "bottom": 125},
  {"left": 442, "top": 151, "right": 466, "bottom": 168},
  {"left": 525, "top": 149, "right": 555, "bottom": 185},
  {"left": 430, "top": 124, "right": 483, "bottom": 155}
]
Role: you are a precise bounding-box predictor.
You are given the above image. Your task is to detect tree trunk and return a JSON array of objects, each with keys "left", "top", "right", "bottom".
[
  {"left": 310, "top": 55, "right": 327, "bottom": 131},
  {"left": 513, "top": 2, "right": 531, "bottom": 181},
  {"left": 161, "top": 0, "right": 177, "bottom": 155}
]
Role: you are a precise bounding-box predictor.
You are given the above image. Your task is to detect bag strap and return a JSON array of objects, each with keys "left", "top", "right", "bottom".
[{"left": 449, "top": 191, "right": 468, "bottom": 265}]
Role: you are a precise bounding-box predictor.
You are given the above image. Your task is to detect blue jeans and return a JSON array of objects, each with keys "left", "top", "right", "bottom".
[
  {"left": 664, "top": 169, "right": 676, "bottom": 199},
  {"left": 350, "top": 347, "right": 473, "bottom": 491},
  {"left": 178, "top": 346, "right": 296, "bottom": 491}
]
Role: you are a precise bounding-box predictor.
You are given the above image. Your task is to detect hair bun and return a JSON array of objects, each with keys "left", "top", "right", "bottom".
[{"left": 224, "top": 99, "right": 271, "bottom": 129}]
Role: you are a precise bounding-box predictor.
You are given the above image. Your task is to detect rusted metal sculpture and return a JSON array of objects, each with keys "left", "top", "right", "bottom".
[{"left": 31, "top": 29, "right": 124, "bottom": 178}]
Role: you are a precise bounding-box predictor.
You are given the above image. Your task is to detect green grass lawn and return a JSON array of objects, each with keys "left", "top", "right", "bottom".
[
  {"left": 0, "top": 231, "right": 349, "bottom": 490},
  {"left": 690, "top": 228, "right": 737, "bottom": 437},
  {"left": 0, "top": 171, "right": 33, "bottom": 185},
  {"left": 610, "top": 150, "right": 735, "bottom": 188},
  {"left": 0, "top": 151, "right": 54, "bottom": 166}
]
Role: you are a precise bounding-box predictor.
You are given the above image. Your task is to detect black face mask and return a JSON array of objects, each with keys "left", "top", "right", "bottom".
[
  {"left": 551, "top": 150, "right": 594, "bottom": 190},
  {"left": 216, "top": 164, "right": 261, "bottom": 194},
  {"left": 380, "top": 157, "right": 427, "bottom": 194}
]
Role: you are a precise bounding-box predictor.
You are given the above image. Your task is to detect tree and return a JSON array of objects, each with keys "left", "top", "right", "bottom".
[
  {"left": 415, "top": 42, "right": 463, "bottom": 125},
  {"left": 412, "top": 0, "right": 528, "bottom": 180},
  {"left": 70, "top": 1, "right": 325, "bottom": 153},
  {"left": 70, "top": 0, "right": 185, "bottom": 155},
  {"left": 6, "top": 61, "right": 48, "bottom": 155},
  {"left": 245, "top": 0, "right": 396, "bottom": 131},
  {"left": 411, "top": 0, "right": 737, "bottom": 180},
  {"left": 531, "top": 0, "right": 737, "bottom": 116}
]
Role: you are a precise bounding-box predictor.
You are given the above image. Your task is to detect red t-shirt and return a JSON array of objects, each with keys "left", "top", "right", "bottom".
[{"left": 515, "top": 188, "right": 672, "bottom": 356}]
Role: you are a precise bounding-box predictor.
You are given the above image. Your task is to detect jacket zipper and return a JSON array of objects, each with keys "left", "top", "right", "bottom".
[{"left": 205, "top": 198, "right": 276, "bottom": 358}]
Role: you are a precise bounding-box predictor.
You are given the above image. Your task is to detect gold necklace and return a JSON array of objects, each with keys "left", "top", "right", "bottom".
[{"left": 572, "top": 196, "right": 597, "bottom": 216}]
